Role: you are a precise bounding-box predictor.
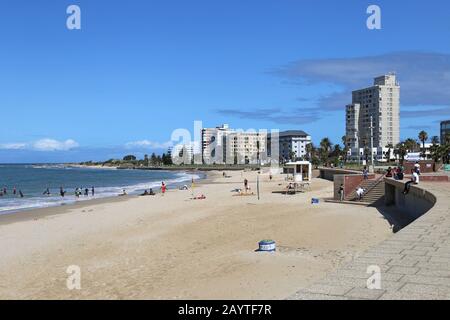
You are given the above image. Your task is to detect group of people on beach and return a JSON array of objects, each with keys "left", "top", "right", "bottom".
[
  {"left": 0, "top": 187, "right": 24, "bottom": 198},
  {"left": 386, "top": 163, "right": 421, "bottom": 194},
  {"left": 54, "top": 186, "right": 95, "bottom": 198}
]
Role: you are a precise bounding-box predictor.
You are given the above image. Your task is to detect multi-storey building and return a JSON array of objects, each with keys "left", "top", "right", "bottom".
[
  {"left": 278, "top": 130, "right": 311, "bottom": 162},
  {"left": 201, "top": 124, "right": 268, "bottom": 165},
  {"left": 201, "top": 124, "right": 232, "bottom": 164},
  {"left": 345, "top": 74, "right": 400, "bottom": 162},
  {"left": 441, "top": 120, "right": 450, "bottom": 145}
]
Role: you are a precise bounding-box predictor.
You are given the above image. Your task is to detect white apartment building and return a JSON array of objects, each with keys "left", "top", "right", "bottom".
[
  {"left": 201, "top": 124, "right": 232, "bottom": 164},
  {"left": 225, "top": 131, "right": 267, "bottom": 165},
  {"left": 201, "top": 124, "right": 268, "bottom": 165},
  {"left": 345, "top": 74, "right": 400, "bottom": 162},
  {"left": 278, "top": 130, "right": 312, "bottom": 162}
]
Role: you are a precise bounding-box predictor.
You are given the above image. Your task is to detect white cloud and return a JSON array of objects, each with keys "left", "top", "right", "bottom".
[
  {"left": 0, "top": 139, "right": 79, "bottom": 151},
  {"left": 125, "top": 140, "right": 173, "bottom": 150},
  {"left": 32, "top": 139, "right": 79, "bottom": 151},
  {"left": 0, "top": 143, "right": 27, "bottom": 150}
]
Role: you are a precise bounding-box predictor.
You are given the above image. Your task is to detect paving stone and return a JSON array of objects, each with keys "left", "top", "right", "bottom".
[
  {"left": 402, "top": 275, "right": 450, "bottom": 287},
  {"left": 387, "top": 266, "right": 419, "bottom": 275},
  {"left": 398, "top": 283, "right": 450, "bottom": 297},
  {"left": 345, "top": 288, "right": 385, "bottom": 300},
  {"left": 303, "top": 284, "right": 353, "bottom": 296},
  {"left": 400, "top": 249, "right": 429, "bottom": 256},
  {"left": 388, "top": 259, "right": 420, "bottom": 267},
  {"left": 289, "top": 292, "right": 349, "bottom": 300},
  {"left": 417, "top": 268, "right": 450, "bottom": 277}
]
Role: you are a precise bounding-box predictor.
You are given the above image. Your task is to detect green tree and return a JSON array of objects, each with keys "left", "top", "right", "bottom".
[
  {"left": 418, "top": 130, "right": 429, "bottom": 159},
  {"left": 123, "top": 155, "right": 136, "bottom": 161},
  {"left": 404, "top": 138, "right": 419, "bottom": 153},
  {"left": 319, "top": 137, "right": 332, "bottom": 165},
  {"left": 395, "top": 142, "right": 407, "bottom": 165},
  {"left": 341, "top": 135, "right": 349, "bottom": 163},
  {"left": 150, "top": 153, "right": 157, "bottom": 166},
  {"left": 385, "top": 143, "right": 394, "bottom": 163},
  {"left": 305, "top": 143, "right": 315, "bottom": 161}
]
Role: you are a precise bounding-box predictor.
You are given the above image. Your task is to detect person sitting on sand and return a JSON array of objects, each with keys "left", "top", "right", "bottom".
[
  {"left": 179, "top": 185, "right": 188, "bottom": 190},
  {"left": 140, "top": 190, "right": 149, "bottom": 196},
  {"left": 193, "top": 194, "right": 206, "bottom": 200},
  {"left": 149, "top": 188, "right": 155, "bottom": 196}
]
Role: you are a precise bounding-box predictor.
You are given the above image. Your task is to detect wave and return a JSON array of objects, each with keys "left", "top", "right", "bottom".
[{"left": 0, "top": 171, "right": 202, "bottom": 215}]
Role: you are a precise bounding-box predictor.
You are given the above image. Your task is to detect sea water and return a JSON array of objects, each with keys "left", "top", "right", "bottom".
[{"left": 0, "top": 164, "right": 202, "bottom": 214}]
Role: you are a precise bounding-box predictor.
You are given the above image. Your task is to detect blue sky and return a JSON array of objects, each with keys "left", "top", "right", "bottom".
[{"left": 1, "top": 0, "right": 450, "bottom": 162}]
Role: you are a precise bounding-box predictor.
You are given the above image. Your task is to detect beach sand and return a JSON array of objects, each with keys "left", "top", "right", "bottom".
[{"left": 0, "top": 170, "right": 393, "bottom": 299}]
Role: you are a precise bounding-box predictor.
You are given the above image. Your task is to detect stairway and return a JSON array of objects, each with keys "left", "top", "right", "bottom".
[{"left": 346, "top": 177, "right": 385, "bottom": 205}]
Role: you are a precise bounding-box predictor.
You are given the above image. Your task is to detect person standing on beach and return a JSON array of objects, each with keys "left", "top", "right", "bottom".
[
  {"left": 244, "top": 178, "right": 248, "bottom": 192},
  {"left": 3, "top": 187, "right": 7, "bottom": 195},
  {"left": 13, "top": 187, "right": 16, "bottom": 195},
  {"left": 19, "top": 190, "right": 24, "bottom": 198},
  {"left": 339, "top": 184, "right": 344, "bottom": 201},
  {"left": 84, "top": 188, "right": 89, "bottom": 196},
  {"left": 60, "top": 186, "right": 65, "bottom": 197},
  {"left": 161, "top": 182, "right": 166, "bottom": 196},
  {"left": 91, "top": 186, "right": 95, "bottom": 196}
]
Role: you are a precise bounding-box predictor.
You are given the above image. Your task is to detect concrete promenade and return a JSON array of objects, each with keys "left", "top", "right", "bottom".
[{"left": 289, "top": 179, "right": 450, "bottom": 300}]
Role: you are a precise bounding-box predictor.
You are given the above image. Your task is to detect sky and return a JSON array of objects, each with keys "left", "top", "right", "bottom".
[{"left": 1, "top": 0, "right": 450, "bottom": 162}]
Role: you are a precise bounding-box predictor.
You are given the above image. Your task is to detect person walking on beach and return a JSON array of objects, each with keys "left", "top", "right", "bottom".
[
  {"left": 244, "top": 178, "right": 248, "bottom": 193},
  {"left": 13, "top": 187, "right": 16, "bottom": 195},
  {"left": 60, "top": 186, "right": 65, "bottom": 198},
  {"left": 84, "top": 188, "right": 89, "bottom": 196},
  {"left": 91, "top": 186, "right": 95, "bottom": 196},
  {"left": 161, "top": 182, "right": 166, "bottom": 196}
]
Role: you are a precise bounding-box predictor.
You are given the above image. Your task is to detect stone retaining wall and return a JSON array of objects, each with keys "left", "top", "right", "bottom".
[{"left": 289, "top": 179, "right": 450, "bottom": 300}]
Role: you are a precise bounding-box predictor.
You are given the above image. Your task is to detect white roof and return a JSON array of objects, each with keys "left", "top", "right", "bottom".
[{"left": 284, "top": 161, "right": 311, "bottom": 166}]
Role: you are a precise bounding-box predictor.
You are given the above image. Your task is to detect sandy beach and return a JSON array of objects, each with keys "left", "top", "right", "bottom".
[{"left": 0, "top": 170, "right": 393, "bottom": 299}]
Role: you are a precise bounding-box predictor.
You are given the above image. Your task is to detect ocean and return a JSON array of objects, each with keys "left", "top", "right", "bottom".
[{"left": 0, "top": 164, "right": 202, "bottom": 214}]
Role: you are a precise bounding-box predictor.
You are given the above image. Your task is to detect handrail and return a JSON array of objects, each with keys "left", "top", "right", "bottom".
[{"left": 362, "top": 174, "right": 386, "bottom": 198}]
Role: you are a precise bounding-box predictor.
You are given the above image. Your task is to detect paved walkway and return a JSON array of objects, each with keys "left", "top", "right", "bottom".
[{"left": 289, "top": 181, "right": 450, "bottom": 300}]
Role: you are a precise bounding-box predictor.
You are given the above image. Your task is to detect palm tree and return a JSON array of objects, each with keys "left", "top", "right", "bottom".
[
  {"left": 385, "top": 143, "right": 394, "bottom": 163},
  {"left": 418, "top": 131, "right": 429, "bottom": 159},
  {"left": 305, "top": 142, "right": 315, "bottom": 161},
  {"left": 319, "top": 138, "right": 332, "bottom": 165},
  {"left": 404, "top": 138, "right": 419, "bottom": 153},
  {"left": 431, "top": 136, "right": 440, "bottom": 145},
  {"left": 342, "top": 135, "right": 349, "bottom": 163},
  {"left": 395, "top": 142, "right": 407, "bottom": 165}
]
